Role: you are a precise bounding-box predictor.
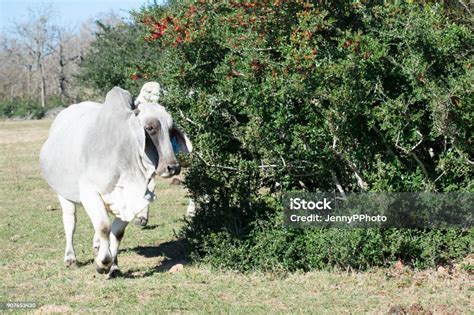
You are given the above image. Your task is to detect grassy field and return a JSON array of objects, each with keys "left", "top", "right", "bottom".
[{"left": 0, "top": 119, "right": 472, "bottom": 314}]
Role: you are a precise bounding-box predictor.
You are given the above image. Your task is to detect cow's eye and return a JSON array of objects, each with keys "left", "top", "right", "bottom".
[{"left": 145, "top": 126, "right": 154, "bottom": 131}]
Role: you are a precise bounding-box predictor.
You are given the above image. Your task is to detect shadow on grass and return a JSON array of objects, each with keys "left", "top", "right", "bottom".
[
  {"left": 120, "top": 239, "right": 189, "bottom": 278},
  {"left": 140, "top": 224, "right": 162, "bottom": 230},
  {"left": 76, "top": 258, "right": 94, "bottom": 267}
]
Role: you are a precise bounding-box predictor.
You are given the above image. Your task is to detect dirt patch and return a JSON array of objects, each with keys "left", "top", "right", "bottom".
[
  {"left": 33, "top": 304, "right": 71, "bottom": 314},
  {"left": 169, "top": 263, "right": 184, "bottom": 273}
]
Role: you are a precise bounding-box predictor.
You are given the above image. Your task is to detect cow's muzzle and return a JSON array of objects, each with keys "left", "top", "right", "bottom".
[
  {"left": 160, "top": 164, "right": 180, "bottom": 178},
  {"left": 167, "top": 164, "right": 181, "bottom": 176}
]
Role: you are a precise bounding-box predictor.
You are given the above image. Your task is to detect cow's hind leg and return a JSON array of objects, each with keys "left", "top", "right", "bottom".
[
  {"left": 80, "top": 188, "right": 112, "bottom": 274},
  {"left": 108, "top": 217, "right": 128, "bottom": 278},
  {"left": 58, "top": 195, "right": 77, "bottom": 267}
]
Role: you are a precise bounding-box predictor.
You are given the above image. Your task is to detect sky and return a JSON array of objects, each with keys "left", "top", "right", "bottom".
[{"left": 0, "top": 0, "right": 165, "bottom": 31}]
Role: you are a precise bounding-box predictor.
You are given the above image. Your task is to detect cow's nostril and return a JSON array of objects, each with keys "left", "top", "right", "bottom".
[{"left": 167, "top": 164, "right": 181, "bottom": 175}]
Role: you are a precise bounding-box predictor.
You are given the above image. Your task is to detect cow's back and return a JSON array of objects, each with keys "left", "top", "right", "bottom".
[{"left": 40, "top": 102, "right": 101, "bottom": 202}]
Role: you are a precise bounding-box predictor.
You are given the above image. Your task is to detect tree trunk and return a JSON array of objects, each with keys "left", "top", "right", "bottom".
[
  {"left": 40, "top": 75, "right": 46, "bottom": 108},
  {"left": 37, "top": 51, "right": 46, "bottom": 108},
  {"left": 58, "top": 42, "right": 69, "bottom": 101},
  {"left": 27, "top": 65, "right": 32, "bottom": 96},
  {"left": 39, "top": 62, "right": 46, "bottom": 108}
]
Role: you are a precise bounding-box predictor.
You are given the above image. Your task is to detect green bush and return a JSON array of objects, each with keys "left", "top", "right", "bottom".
[
  {"left": 80, "top": 1, "right": 473, "bottom": 271},
  {"left": 196, "top": 222, "right": 472, "bottom": 271},
  {"left": 77, "top": 18, "right": 166, "bottom": 96},
  {"left": 0, "top": 97, "right": 64, "bottom": 119}
]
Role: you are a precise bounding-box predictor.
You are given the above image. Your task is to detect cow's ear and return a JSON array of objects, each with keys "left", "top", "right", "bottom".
[
  {"left": 105, "top": 86, "right": 135, "bottom": 111},
  {"left": 171, "top": 125, "right": 192, "bottom": 153}
]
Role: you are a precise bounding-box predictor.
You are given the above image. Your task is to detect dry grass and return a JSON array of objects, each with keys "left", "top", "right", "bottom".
[{"left": 0, "top": 119, "right": 472, "bottom": 314}]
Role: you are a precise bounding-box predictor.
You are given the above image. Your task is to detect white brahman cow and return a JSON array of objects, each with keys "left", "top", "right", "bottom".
[{"left": 39, "top": 87, "right": 192, "bottom": 277}]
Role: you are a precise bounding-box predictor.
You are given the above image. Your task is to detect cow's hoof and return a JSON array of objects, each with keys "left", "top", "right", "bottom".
[
  {"left": 95, "top": 264, "right": 111, "bottom": 274},
  {"left": 64, "top": 258, "right": 77, "bottom": 268},
  {"left": 107, "top": 268, "right": 123, "bottom": 279},
  {"left": 134, "top": 217, "right": 148, "bottom": 227},
  {"left": 95, "top": 256, "right": 112, "bottom": 274}
]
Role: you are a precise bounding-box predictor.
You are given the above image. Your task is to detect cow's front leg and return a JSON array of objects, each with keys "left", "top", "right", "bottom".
[
  {"left": 108, "top": 217, "right": 128, "bottom": 278},
  {"left": 134, "top": 178, "right": 155, "bottom": 227},
  {"left": 186, "top": 199, "right": 196, "bottom": 217},
  {"left": 93, "top": 232, "right": 100, "bottom": 255},
  {"left": 134, "top": 206, "right": 149, "bottom": 227},
  {"left": 80, "top": 188, "right": 112, "bottom": 274}
]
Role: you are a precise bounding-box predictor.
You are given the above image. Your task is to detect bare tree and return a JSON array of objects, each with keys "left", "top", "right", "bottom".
[
  {"left": 0, "top": 6, "right": 121, "bottom": 110},
  {"left": 56, "top": 28, "right": 79, "bottom": 101},
  {"left": 13, "top": 6, "right": 57, "bottom": 107}
]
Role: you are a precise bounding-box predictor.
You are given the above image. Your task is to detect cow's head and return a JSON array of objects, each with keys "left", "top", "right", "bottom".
[{"left": 134, "top": 103, "right": 192, "bottom": 178}]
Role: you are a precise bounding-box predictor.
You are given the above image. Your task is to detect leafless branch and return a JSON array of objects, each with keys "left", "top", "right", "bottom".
[
  {"left": 395, "top": 131, "right": 432, "bottom": 184},
  {"left": 254, "top": 47, "right": 275, "bottom": 51},
  {"left": 433, "top": 171, "right": 446, "bottom": 183},
  {"left": 410, "top": 152, "right": 431, "bottom": 182},
  {"left": 457, "top": 0, "right": 473, "bottom": 16},
  {"left": 259, "top": 163, "right": 279, "bottom": 169},
  {"left": 331, "top": 135, "right": 368, "bottom": 191},
  {"left": 194, "top": 151, "right": 238, "bottom": 171},
  {"left": 371, "top": 125, "right": 397, "bottom": 157},
  {"left": 178, "top": 109, "right": 199, "bottom": 126},
  {"left": 330, "top": 169, "right": 346, "bottom": 198}
]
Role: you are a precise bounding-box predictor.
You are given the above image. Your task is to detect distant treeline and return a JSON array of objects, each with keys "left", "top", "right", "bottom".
[{"left": 0, "top": 6, "right": 123, "bottom": 118}]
